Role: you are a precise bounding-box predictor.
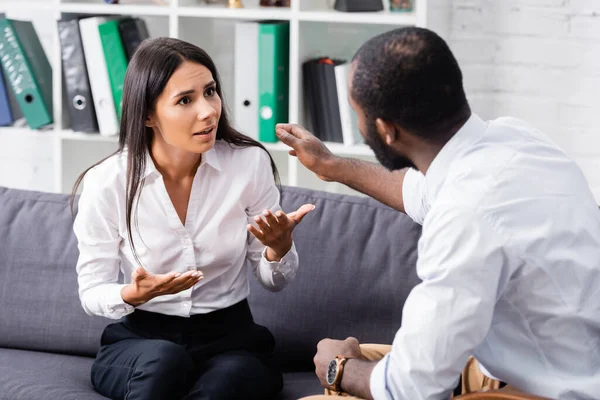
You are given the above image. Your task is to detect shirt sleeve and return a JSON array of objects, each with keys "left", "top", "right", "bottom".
[
  {"left": 73, "top": 168, "right": 135, "bottom": 319},
  {"left": 370, "top": 207, "right": 510, "bottom": 400},
  {"left": 402, "top": 168, "right": 428, "bottom": 225},
  {"left": 245, "top": 149, "right": 299, "bottom": 292}
]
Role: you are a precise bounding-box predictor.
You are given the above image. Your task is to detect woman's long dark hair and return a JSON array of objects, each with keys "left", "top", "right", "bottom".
[{"left": 71, "top": 37, "right": 280, "bottom": 266}]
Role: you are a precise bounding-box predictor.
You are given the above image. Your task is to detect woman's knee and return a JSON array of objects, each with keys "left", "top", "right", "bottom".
[{"left": 135, "top": 340, "right": 194, "bottom": 379}]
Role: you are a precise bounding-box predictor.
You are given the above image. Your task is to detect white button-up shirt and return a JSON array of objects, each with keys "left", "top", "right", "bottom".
[
  {"left": 370, "top": 114, "right": 600, "bottom": 400},
  {"left": 74, "top": 141, "right": 298, "bottom": 320}
]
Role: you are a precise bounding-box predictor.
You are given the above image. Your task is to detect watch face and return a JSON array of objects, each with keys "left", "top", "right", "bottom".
[{"left": 326, "top": 359, "right": 338, "bottom": 385}]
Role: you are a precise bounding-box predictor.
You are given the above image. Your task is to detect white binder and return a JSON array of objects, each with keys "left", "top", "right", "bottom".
[
  {"left": 79, "top": 17, "right": 119, "bottom": 137},
  {"left": 334, "top": 63, "right": 361, "bottom": 146},
  {"left": 234, "top": 22, "right": 259, "bottom": 140}
]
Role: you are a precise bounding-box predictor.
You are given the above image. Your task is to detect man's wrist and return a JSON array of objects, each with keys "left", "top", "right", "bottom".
[
  {"left": 339, "top": 358, "right": 376, "bottom": 400},
  {"left": 320, "top": 155, "right": 344, "bottom": 182}
]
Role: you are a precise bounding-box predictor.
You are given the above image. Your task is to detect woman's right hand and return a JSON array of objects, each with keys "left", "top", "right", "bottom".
[{"left": 121, "top": 266, "right": 203, "bottom": 307}]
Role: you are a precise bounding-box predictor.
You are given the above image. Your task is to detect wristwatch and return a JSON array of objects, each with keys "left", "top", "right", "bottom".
[{"left": 326, "top": 355, "right": 350, "bottom": 392}]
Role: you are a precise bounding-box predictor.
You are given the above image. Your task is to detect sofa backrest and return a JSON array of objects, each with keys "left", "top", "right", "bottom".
[
  {"left": 0, "top": 187, "right": 109, "bottom": 357},
  {"left": 0, "top": 185, "right": 422, "bottom": 366},
  {"left": 248, "top": 187, "right": 422, "bottom": 371}
]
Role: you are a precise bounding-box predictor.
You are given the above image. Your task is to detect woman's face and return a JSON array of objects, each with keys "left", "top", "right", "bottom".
[{"left": 146, "top": 60, "right": 222, "bottom": 154}]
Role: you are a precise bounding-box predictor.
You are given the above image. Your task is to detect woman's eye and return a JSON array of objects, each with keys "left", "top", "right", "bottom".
[
  {"left": 178, "top": 96, "right": 191, "bottom": 105},
  {"left": 205, "top": 87, "right": 216, "bottom": 97}
]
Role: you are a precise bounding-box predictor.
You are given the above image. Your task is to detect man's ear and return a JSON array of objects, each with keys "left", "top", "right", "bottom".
[{"left": 375, "top": 118, "right": 397, "bottom": 145}]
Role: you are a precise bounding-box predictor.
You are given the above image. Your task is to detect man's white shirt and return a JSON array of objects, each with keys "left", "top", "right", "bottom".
[{"left": 370, "top": 114, "right": 600, "bottom": 400}]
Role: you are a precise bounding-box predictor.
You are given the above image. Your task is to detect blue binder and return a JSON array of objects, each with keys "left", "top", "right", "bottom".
[{"left": 0, "top": 68, "right": 13, "bottom": 126}]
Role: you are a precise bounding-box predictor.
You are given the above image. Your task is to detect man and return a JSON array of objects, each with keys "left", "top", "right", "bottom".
[{"left": 275, "top": 27, "right": 600, "bottom": 400}]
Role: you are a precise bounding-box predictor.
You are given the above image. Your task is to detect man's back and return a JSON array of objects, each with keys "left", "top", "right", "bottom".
[{"left": 410, "top": 114, "right": 600, "bottom": 399}]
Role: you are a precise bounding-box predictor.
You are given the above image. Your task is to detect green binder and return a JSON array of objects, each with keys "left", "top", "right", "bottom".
[
  {"left": 258, "top": 21, "right": 289, "bottom": 143},
  {"left": 98, "top": 19, "right": 128, "bottom": 120},
  {"left": 0, "top": 19, "right": 52, "bottom": 129}
]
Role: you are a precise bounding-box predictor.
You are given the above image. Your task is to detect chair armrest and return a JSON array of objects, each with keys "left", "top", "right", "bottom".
[{"left": 455, "top": 390, "right": 553, "bottom": 400}]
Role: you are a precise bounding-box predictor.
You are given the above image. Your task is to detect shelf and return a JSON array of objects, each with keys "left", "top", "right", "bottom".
[
  {"left": 298, "top": 10, "right": 417, "bottom": 25},
  {"left": 59, "top": 3, "right": 172, "bottom": 16},
  {"left": 0, "top": 2, "right": 56, "bottom": 12},
  {"left": 0, "top": 125, "right": 54, "bottom": 139},
  {"left": 178, "top": 5, "right": 291, "bottom": 20},
  {"left": 58, "top": 130, "right": 119, "bottom": 143},
  {"left": 263, "top": 140, "right": 373, "bottom": 157}
]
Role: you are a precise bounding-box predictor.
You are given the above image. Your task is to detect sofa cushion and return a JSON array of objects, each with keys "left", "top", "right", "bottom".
[
  {"left": 248, "top": 187, "right": 422, "bottom": 372},
  {"left": 279, "top": 372, "right": 323, "bottom": 399},
  {"left": 0, "top": 348, "right": 108, "bottom": 400},
  {"left": 0, "top": 347, "right": 321, "bottom": 400},
  {"left": 0, "top": 187, "right": 109, "bottom": 357}
]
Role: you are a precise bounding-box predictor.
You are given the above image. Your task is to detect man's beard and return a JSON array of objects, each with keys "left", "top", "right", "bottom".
[{"left": 364, "top": 121, "right": 416, "bottom": 171}]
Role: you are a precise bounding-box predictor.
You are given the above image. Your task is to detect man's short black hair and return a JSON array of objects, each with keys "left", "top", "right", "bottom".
[{"left": 351, "top": 27, "right": 471, "bottom": 140}]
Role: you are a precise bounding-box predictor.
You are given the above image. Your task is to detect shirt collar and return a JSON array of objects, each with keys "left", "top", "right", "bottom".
[
  {"left": 425, "top": 113, "right": 487, "bottom": 199},
  {"left": 143, "top": 144, "right": 223, "bottom": 179}
]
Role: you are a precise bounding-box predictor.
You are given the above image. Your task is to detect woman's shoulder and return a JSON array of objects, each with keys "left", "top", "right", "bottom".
[{"left": 83, "top": 151, "right": 128, "bottom": 190}]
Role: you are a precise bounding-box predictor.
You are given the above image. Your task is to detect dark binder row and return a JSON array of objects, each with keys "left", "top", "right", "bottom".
[
  {"left": 58, "top": 15, "right": 149, "bottom": 134},
  {"left": 303, "top": 57, "right": 345, "bottom": 144}
]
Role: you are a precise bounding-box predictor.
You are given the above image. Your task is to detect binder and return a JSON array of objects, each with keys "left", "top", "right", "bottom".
[
  {"left": 321, "top": 58, "right": 344, "bottom": 143},
  {"left": 0, "top": 68, "right": 13, "bottom": 126},
  {"left": 99, "top": 19, "right": 128, "bottom": 119},
  {"left": 58, "top": 19, "right": 98, "bottom": 133},
  {"left": 303, "top": 58, "right": 344, "bottom": 143},
  {"left": 79, "top": 17, "right": 119, "bottom": 136},
  {"left": 257, "top": 21, "right": 289, "bottom": 143},
  {"left": 234, "top": 22, "right": 259, "bottom": 140},
  {"left": 118, "top": 17, "right": 149, "bottom": 61},
  {"left": 334, "top": 63, "right": 361, "bottom": 146},
  {"left": 302, "top": 60, "right": 326, "bottom": 141},
  {"left": 0, "top": 19, "right": 53, "bottom": 129}
]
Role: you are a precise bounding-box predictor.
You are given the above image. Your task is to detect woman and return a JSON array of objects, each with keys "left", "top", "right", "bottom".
[{"left": 72, "top": 37, "right": 313, "bottom": 400}]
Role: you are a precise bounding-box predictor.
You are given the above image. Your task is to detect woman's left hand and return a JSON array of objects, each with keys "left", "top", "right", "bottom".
[{"left": 248, "top": 204, "right": 315, "bottom": 261}]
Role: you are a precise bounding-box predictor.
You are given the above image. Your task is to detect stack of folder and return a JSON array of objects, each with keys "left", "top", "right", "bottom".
[
  {"left": 0, "top": 19, "right": 53, "bottom": 130},
  {"left": 0, "top": 16, "right": 149, "bottom": 135},
  {"left": 303, "top": 57, "right": 362, "bottom": 146},
  {"left": 234, "top": 20, "right": 289, "bottom": 143},
  {"left": 59, "top": 16, "right": 149, "bottom": 136}
]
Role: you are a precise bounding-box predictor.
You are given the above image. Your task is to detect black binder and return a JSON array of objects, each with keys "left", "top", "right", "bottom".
[
  {"left": 118, "top": 17, "right": 150, "bottom": 61},
  {"left": 58, "top": 19, "right": 98, "bottom": 133},
  {"left": 303, "top": 58, "right": 344, "bottom": 143}
]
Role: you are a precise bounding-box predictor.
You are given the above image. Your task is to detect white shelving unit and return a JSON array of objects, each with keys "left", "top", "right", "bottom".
[{"left": 0, "top": 0, "right": 447, "bottom": 196}]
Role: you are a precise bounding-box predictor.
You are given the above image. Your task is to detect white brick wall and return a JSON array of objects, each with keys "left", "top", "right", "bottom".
[
  {"left": 0, "top": 0, "right": 599, "bottom": 200},
  {"left": 451, "top": 0, "right": 600, "bottom": 200}
]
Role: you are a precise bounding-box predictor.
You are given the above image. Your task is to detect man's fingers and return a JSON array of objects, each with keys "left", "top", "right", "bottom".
[
  {"left": 289, "top": 149, "right": 297, "bottom": 157},
  {"left": 276, "top": 124, "right": 313, "bottom": 144},
  {"left": 275, "top": 128, "right": 300, "bottom": 147}
]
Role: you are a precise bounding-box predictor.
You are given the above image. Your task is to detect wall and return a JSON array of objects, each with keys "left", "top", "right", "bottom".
[{"left": 451, "top": 0, "right": 600, "bottom": 199}]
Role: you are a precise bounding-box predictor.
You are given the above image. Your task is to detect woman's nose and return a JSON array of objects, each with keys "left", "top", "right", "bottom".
[{"left": 197, "top": 101, "right": 217, "bottom": 121}]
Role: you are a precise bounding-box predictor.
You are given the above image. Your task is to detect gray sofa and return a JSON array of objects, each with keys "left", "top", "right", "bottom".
[{"left": 0, "top": 185, "right": 422, "bottom": 400}]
